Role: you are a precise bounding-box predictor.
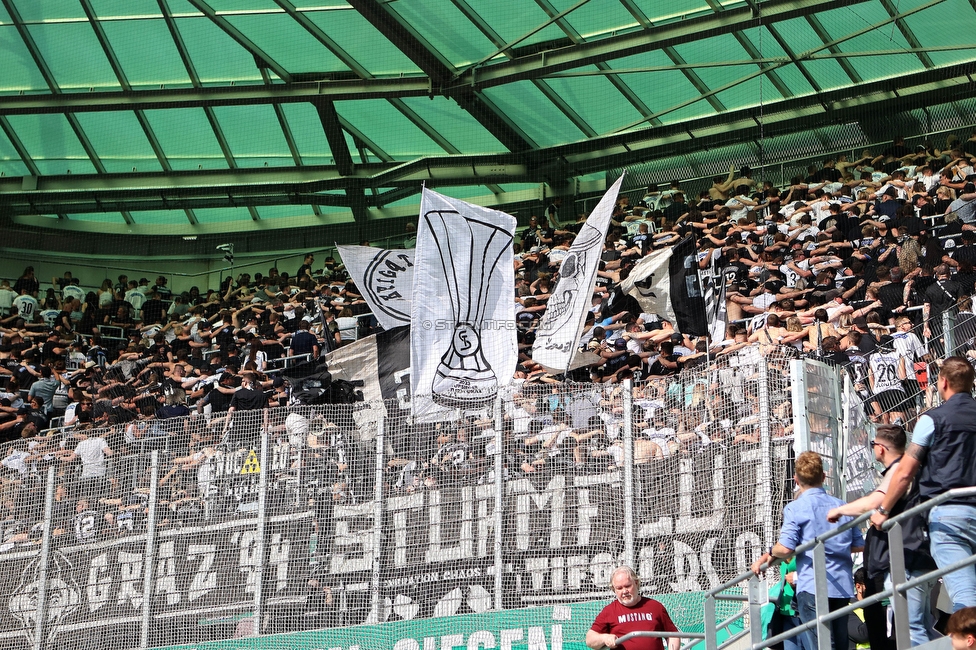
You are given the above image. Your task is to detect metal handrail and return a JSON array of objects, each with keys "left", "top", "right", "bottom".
[
  {"left": 704, "top": 485, "right": 976, "bottom": 650},
  {"left": 707, "top": 508, "right": 873, "bottom": 598},
  {"left": 881, "top": 486, "right": 976, "bottom": 531},
  {"left": 617, "top": 631, "right": 707, "bottom": 642}
]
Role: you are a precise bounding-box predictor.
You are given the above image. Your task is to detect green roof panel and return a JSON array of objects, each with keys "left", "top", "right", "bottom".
[
  {"left": 774, "top": 17, "right": 861, "bottom": 90},
  {"left": 547, "top": 0, "right": 638, "bottom": 40},
  {"left": 142, "top": 107, "right": 226, "bottom": 170},
  {"left": 26, "top": 23, "right": 121, "bottom": 91},
  {"left": 175, "top": 16, "right": 266, "bottom": 84},
  {"left": 192, "top": 207, "right": 258, "bottom": 223},
  {"left": 0, "top": 25, "right": 50, "bottom": 93},
  {"left": 0, "top": 129, "right": 30, "bottom": 177},
  {"left": 129, "top": 210, "right": 192, "bottom": 225},
  {"left": 11, "top": 0, "right": 87, "bottom": 22},
  {"left": 306, "top": 9, "right": 423, "bottom": 76},
  {"left": 464, "top": 3, "right": 570, "bottom": 56},
  {"left": 100, "top": 16, "right": 193, "bottom": 88},
  {"left": 102, "top": 19, "right": 190, "bottom": 88},
  {"left": 225, "top": 13, "right": 346, "bottom": 74},
  {"left": 88, "top": 0, "right": 162, "bottom": 16},
  {"left": 483, "top": 81, "right": 584, "bottom": 147},
  {"left": 608, "top": 49, "right": 719, "bottom": 124},
  {"left": 207, "top": 0, "right": 280, "bottom": 11},
  {"left": 387, "top": 0, "right": 496, "bottom": 68},
  {"left": 279, "top": 103, "right": 336, "bottom": 166},
  {"left": 75, "top": 111, "right": 164, "bottom": 173},
  {"left": 65, "top": 213, "right": 125, "bottom": 223},
  {"left": 542, "top": 71, "right": 645, "bottom": 135},
  {"left": 627, "top": 0, "right": 721, "bottom": 25},
  {"left": 211, "top": 104, "right": 293, "bottom": 167},
  {"left": 6, "top": 114, "right": 98, "bottom": 175},
  {"left": 335, "top": 99, "right": 443, "bottom": 159},
  {"left": 399, "top": 97, "right": 505, "bottom": 153}
]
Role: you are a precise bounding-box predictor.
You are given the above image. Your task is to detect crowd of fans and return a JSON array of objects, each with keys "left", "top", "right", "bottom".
[{"left": 1, "top": 133, "right": 975, "bottom": 566}]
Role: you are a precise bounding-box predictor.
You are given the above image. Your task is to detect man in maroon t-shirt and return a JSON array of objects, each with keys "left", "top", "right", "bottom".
[{"left": 587, "top": 566, "right": 680, "bottom": 650}]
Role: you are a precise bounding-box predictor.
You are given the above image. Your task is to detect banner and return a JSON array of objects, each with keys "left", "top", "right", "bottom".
[
  {"left": 155, "top": 598, "right": 742, "bottom": 650},
  {"left": 0, "top": 513, "right": 313, "bottom": 650},
  {"left": 622, "top": 237, "right": 707, "bottom": 336},
  {"left": 337, "top": 246, "right": 414, "bottom": 331},
  {"left": 533, "top": 174, "right": 625, "bottom": 373},
  {"left": 0, "top": 444, "right": 786, "bottom": 650},
  {"left": 410, "top": 189, "right": 517, "bottom": 422}
]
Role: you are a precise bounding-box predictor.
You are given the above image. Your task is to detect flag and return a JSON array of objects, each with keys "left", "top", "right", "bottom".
[
  {"left": 336, "top": 245, "right": 414, "bottom": 331},
  {"left": 410, "top": 188, "right": 517, "bottom": 422},
  {"left": 703, "top": 272, "right": 728, "bottom": 343},
  {"left": 532, "top": 173, "right": 625, "bottom": 373},
  {"left": 314, "top": 326, "right": 411, "bottom": 426},
  {"left": 621, "top": 236, "right": 707, "bottom": 336}
]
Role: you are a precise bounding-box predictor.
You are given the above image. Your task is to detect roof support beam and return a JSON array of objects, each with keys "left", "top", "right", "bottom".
[
  {"left": 3, "top": 64, "right": 973, "bottom": 216},
  {"left": 0, "top": 79, "right": 433, "bottom": 116},
  {"left": 314, "top": 100, "right": 355, "bottom": 176},
  {"left": 450, "top": 0, "right": 871, "bottom": 90}
]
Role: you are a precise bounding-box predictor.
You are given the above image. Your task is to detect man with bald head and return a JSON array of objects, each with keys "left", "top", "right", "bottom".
[{"left": 586, "top": 566, "right": 680, "bottom": 650}]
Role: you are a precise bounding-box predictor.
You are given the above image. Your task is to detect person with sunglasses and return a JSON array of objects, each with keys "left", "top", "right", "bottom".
[{"left": 828, "top": 425, "right": 938, "bottom": 647}]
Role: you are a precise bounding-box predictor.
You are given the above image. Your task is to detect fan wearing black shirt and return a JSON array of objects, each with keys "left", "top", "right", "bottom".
[{"left": 223, "top": 372, "right": 269, "bottom": 444}]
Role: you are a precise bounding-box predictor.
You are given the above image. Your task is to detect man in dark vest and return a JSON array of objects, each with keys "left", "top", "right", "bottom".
[
  {"left": 873, "top": 357, "right": 976, "bottom": 613},
  {"left": 829, "top": 424, "right": 937, "bottom": 647}
]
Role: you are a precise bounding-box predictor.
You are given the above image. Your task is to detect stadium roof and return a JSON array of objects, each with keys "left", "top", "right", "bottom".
[{"left": 1, "top": 0, "right": 976, "bottom": 248}]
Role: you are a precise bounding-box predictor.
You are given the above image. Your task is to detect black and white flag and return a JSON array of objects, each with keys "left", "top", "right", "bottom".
[
  {"left": 410, "top": 188, "right": 517, "bottom": 422},
  {"left": 702, "top": 272, "right": 728, "bottom": 343},
  {"left": 621, "top": 236, "right": 708, "bottom": 336},
  {"left": 532, "top": 173, "right": 624, "bottom": 372},
  {"left": 336, "top": 245, "right": 414, "bottom": 331}
]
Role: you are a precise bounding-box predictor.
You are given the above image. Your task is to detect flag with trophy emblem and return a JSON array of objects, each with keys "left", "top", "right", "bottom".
[
  {"left": 532, "top": 173, "right": 625, "bottom": 373},
  {"left": 337, "top": 245, "right": 414, "bottom": 331},
  {"left": 410, "top": 188, "right": 517, "bottom": 422}
]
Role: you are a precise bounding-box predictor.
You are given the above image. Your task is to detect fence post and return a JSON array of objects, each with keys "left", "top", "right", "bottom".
[
  {"left": 888, "top": 521, "right": 912, "bottom": 650},
  {"left": 32, "top": 467, "right": 56, "bottom": 650},
  {"left": 813, "top": 543, "right": 833, "bottom": 650},
  {"left": 757, "top": 358, "right": 775, "bottom": 564},
  {"left": 748, "top": 576, "right": 765, "bottom": 646},
  {"left": 704, "top": 594, "right": 718, "bottom": 650},
  {"left": 370, "top": 415, "right": 386, "bottom": 623},
  {"left": 252, "top": 428, "right": 270, "bottom": 634},
  {"left": 139, "top": 451, "right": 161, "bottom": 649},
  {"left": 622, "top": 378, "right": 635, "bottom": 569},
  {"left": 943, "top": 311, "right": 956, "bottom": 359},
  {"left": 493, "top": 394, "right": 505, "bottom": 610},
  {"left": 789, "top": 360, "right": 810, "bottom": 453}
]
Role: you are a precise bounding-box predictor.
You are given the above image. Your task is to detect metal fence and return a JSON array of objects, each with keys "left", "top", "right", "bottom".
[{"left": 0, "top": 346, "right": 799, "bottom": 650}]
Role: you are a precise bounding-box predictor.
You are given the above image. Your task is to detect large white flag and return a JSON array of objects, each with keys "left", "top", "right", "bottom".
[
  {"left": 336, "top": 245, "right": 414, "bottom": 330},
  {"left": 532, "top": 173, "right": 624, "bottom": 372},
  {"left": 410, "top": 188, "right": 517, "bottom": 421}
]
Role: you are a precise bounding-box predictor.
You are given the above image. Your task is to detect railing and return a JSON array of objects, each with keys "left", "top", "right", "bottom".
[{"left": 703, "top": 487, "right": 976, "bottom": 650}]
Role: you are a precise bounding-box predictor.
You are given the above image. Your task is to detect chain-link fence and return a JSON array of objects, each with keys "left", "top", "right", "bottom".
[{"left": 0, "top": 345, "right": 801, "bottom": 650}]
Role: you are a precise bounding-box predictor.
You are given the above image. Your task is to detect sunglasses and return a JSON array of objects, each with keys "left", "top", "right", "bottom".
[{"left": 869, "top": 441, "right": 890, "bottom": 451}]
